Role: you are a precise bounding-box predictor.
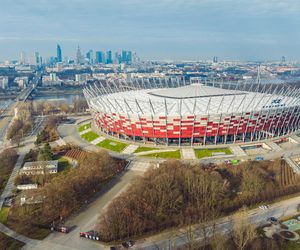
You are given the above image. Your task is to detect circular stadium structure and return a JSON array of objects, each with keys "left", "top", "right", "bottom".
[{"left": 83, "top": 78, "right": 300, "bottom": 146}]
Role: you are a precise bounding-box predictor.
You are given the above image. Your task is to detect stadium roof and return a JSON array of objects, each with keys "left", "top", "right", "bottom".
[{"left": 86, "top": 84, "right": 299, "bottom": 116}]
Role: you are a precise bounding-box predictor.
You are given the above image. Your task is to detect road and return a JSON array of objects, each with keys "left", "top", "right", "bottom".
[
  {"left": 139, "top": 195, "right": 300, "bottom": 250},
  {"left": 24, "top": 168, "right": 138, "bottom": 250}
]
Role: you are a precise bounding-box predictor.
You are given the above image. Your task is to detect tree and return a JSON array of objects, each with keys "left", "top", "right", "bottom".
[{"left": 231, "top": 211, "right": 257, "bottom": 250}]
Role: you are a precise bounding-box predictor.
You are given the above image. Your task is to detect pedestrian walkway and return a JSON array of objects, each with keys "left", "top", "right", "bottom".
[
  {"left": 266, "top": 141, "right": 282, "bottom": 152},
  {"left": 230, "top": 145, "right": 247, "bottom": 157},
  {"left": 0, "top": 152, "right": 26, "bottom": 209},
  {"left": 55, "top": 138, "right": 67, "bottom": 147},
  {"left": 79, "top": 128, "right": 92, "bottom": 135},
  {"left": 0, "top": 223, "right": 37, "bottom": 244},
  {"left": 127, "top": 161, "right": 155, "bottom": 172},
  {"left": 290, "top": 135, "right": 300, "bottom": 144},
  {"left": 135, "top": 149, "right": 178, "bottom": 156},
  {"left": 181, "top": 148, "right": 196, "bottom": 160},
  {"left": 90, "top": 136, "right": 105, "bottom": 145},
  {"left": 122, "top": 144, "right": 139, "bottom": 155}
]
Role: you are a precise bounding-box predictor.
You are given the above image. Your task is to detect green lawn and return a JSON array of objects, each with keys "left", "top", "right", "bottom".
[
  {"left": 0, "top": 232, "right": 24, "bottom": 250},
  {"left": 78, "top": 123, "right": 91, "bottom": 132},
  {"left": 81, "top": 131, "right": 99, "bottom": 142},
  {"left": 134, "top": 146, "right": 158, "bottom": 154},
  {"left": 144, "top": 150, "right": 181, "bottom": 159},
  {"left": 0, "top": 208, "right": 9, "bottom": 224},
  {"left": 194, "top": 148, "right": 232, "bottom": 159},
  {"left": 97, "top": 139, "right": 128, "bottom": 152}
]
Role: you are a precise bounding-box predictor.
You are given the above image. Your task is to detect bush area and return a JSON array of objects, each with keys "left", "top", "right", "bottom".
[
  {"left": 97, "top": 159, "right": 300, "bottom": 242},
  {"left": 0, "top": 149, "right": 18, "bottom": 194},
  {"left": 134, "top": 146, "right": 158, "bottom": 154},
  {"left": 194, "top": 148, "right": 232, "bottom": 158},
  {"left": 78, "top": 123, "right": 91, "bottom": 132},
  {"left": 97, "top": 139, "right": 127, "bottom": 152},
  {"left": 36, "top": 115, "right": 65, "bottom": 144},
  {"left": 0, "top": 232, "right": 24, "bottom": 250},
  {"left": 7, "top": 103, "right": 35, "bottom": 143},
  {"left": 144, "top": 150, "right": 181, "bottom": 159},
  {"left": 8, "top": 151, "right": 126, "bottom": 239},
  {"left": 81, "top": 131, "right": 99, "bottom": 142}
]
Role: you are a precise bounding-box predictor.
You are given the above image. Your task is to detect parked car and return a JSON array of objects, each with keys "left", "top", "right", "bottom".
[
  {"left": 79, "top": 230, "right": 100, "bottom": 241},
  {"left": 50, "top": 225, "right": 70, "bottom": 233},
  {"left": 267, "top": 217, "right": 279, "bottom": 224},
  {"left": 122, "top": 240, "right": 134, "bottom": 248},
  {"left": 256, "top": 156, "right": 264, "bottom": 161},
  {"left": 259, "top": 205, "right": 269, "bottom": 210}
]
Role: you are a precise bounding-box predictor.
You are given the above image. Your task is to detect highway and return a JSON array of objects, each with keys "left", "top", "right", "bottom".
[{"left": 0, "top": 73, "right": 40, "bottom": 147}]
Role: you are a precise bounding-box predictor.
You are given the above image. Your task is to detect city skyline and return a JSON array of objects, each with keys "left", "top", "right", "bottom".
[{"left": 0, "top": 0, "right": 299, "bottom": 61}]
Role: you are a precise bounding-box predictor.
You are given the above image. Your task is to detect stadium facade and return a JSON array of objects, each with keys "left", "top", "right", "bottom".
[{"left": 84, "top": 78, "right": 300, "bottom": 146}]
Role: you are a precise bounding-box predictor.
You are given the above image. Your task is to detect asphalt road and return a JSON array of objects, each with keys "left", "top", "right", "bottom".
[{"left": 25, "top": 169, "right": 138, "bottom": 250}]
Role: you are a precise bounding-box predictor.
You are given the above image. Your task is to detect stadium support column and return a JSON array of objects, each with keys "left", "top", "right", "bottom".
[
  {"left": 191, "top": 99, "right": 197, "bottom": 146},
  {"left": 203, "top": 97, "right": 212, "bottom": 146},
  {"left": 164, "top": 98, "right": 169, "bottom": 146},
  {"left": 215, "top": 95, "right": 225, "bottom": 145},
  {"left": 179, "top": 99, "right": 183, "bottom": 147}
]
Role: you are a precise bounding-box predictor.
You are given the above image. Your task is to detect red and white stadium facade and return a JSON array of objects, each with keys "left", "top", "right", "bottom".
[{"left": 84, "top": 78, "right": 300, "bottom": 146}]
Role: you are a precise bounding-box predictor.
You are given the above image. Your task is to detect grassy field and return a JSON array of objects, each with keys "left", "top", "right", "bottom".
[
  {"left": 144, "top": 150, "right": 181, "bottom": 159},
  {"left": 194, "top": 148, "right": 232, "bottom": 159},
  {"left": 78, "top": 123, "right": 91, "bottom": 132},
  {"left": 0, "top": 232, "right": 24, "bottom": 250},
  {"left": 97, "top": 139, "right": 128, "bottom": 152},
  {"left": 134, "top": 146, "right": 158, "bottom": 154},
  {"left": 0, "top": 207, "right": 9, "bottom": 224},
  {"left": 81, "top": 131, "right": 99, "bottom": 142}
]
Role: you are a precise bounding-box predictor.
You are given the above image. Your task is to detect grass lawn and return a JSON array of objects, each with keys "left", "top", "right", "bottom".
[
  {"left": 0, "top": 207, "right": 9, "bottom": 224},
  {"left": 194, "top": 148, "right": 232, "bottom": 159},
  {"left": 0, "top": 232, "right": 25, "bottom": 250},
  {"left": 144, "top": 150, "right": 181, "bottom": 159},
  {"left": 284, "top": 241, "right": 300, "bottom": 250},
  {"left": 78, "top": 123, "right": 91, "bottom": 132},
  {"left": 97, "top": 139, "right": 128, "bottom": 152},
  {"left": 81, "top": 131, "right": 99, "bottom": 142},
  {"left": 134, "top": 146, "right": 158, "bottom": 154},
  {"left": 53, "top": 155, "right": 71, "bottom": 172}
]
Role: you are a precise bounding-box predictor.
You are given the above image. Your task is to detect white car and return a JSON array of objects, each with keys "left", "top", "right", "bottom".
[{"left": 259, "top": 205, "right": 269, "bottom": 210}]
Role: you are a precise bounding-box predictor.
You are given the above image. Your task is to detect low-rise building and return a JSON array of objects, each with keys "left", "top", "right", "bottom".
[
  {"left": 19, "top": 160, "right": 58, "bottom": 175},
  {"left": 0, "top": 76, "right": 9, "bottom": 89}
]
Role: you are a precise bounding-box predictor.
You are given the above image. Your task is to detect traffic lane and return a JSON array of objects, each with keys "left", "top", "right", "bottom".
[{"left": 43, "top": 170, "right": 138, "bottom": 250}]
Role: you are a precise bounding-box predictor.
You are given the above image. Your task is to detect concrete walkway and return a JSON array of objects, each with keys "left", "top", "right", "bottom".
[
  {"left": 135, "top": 149, "right": 178, "bottom": 156},
  {"left": 266, "top": 141, "right": 282, "bottom": 152},
  {"left": 0, "top": 152, "right": 26, "bottom": 209},
  {"left": 181, "top": 148, "right": 196, "bottom": 160},
  {"left": 90, "top": 136, "right": 105, "bottom": 145},
  {"left": 79, "top": 128, "right": 92, "bottom": 135},
  {"left": 122, "top": 144, "right": 139, "bottom": 155},
  {"left": 230, "top": 145, "right": 247, "bottom": 157}
]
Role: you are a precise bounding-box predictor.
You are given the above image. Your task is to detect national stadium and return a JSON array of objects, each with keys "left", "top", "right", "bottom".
[{"left": 83, "top": 78, "right": 300, "bottom": 146}]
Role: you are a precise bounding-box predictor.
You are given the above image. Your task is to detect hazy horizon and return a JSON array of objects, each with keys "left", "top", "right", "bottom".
[{"left": 0, "top": 0, "right": 300, "bottom": 61}]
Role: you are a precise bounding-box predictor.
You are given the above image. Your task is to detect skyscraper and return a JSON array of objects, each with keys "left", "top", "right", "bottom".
[
  {"left": 95, "top": 51, "right": 105, "bottom": 64},
  {"left": 106, "top": 50, "right": 113, "bottom": 64},
  {"left": 76, "top": 46, "right": 84, "bottom": 64},
  {"left": 34, "top": 52, "right": 40, "bottom": 65},
  {"left": 86, "top": 50, "right": 94, "bottom": 64},
  {"left": 57, "top": 44, "right": 62, "bottom": 63}
]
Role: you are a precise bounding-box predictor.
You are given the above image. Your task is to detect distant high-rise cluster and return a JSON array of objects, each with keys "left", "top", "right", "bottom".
[{"left": 16, "top": 44, "right": 140, "bottom": 66}]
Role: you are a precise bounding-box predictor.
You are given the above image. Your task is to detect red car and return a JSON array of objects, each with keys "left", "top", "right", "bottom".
[{"left": 79, "top": 230, "right": 100, "bottom": 241}]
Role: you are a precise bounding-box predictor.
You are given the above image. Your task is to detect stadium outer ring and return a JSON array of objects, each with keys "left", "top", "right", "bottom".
[{"left": 83, "top": 78, "right": 300, "bottom": 147}]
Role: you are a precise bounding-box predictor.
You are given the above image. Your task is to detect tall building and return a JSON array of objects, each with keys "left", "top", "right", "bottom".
[
  {"left": 76, "top": 46, "right": 84, "bottom": 64},
  {"left": 34, "top": 52, "right": 40, "bottom": 66},
  {"left": 106, "top": 50, "right": 113, "bottom": 64},
  {"left": 213, "top": 56, "right": 218, "bottom": 63},
  {"left": 20, "top": 51, "right": 26, "bottom": 64},
  {"left": 121, "top": 50, "right": 127, "bottom": 63},
  {"left": 86, "top": 50, "right": 94, "bottom": 64},
  {"left": 57, "top": 44, "right": 62, "bottom": 63},
  {"left": 95, "top": 51, "right": 105, "bottom": 64}
]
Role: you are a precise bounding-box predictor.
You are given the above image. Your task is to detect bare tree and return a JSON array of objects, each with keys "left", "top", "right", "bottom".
[{"left": 231, "top": 211, "right": 257, "bottom": 250}]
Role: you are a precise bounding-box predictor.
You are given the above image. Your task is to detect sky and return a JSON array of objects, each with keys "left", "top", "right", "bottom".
[{"left": 0, "top": 0, "right": 299, "bottom": 61}]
